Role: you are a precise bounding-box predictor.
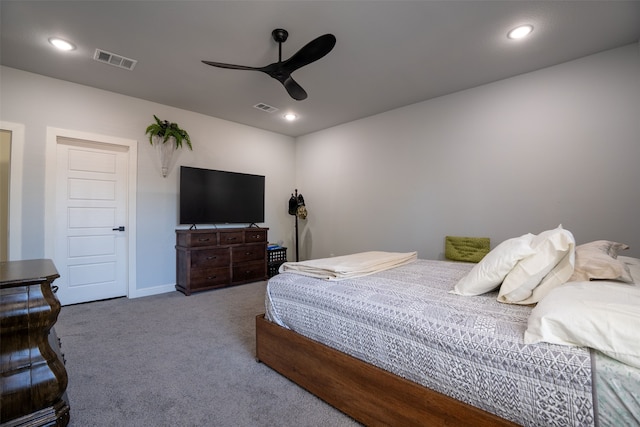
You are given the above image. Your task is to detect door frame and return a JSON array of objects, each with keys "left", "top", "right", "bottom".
[
  {"left": 0, "top": 121, "right": 25, "bottom": 261},
  {"left": 44, "top": 127, "right": 138, "bottom": 299}
]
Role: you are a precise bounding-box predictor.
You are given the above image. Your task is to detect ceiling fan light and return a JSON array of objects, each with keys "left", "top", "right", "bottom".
[
  {"left": 49, "top": 37, "right": 76, "bottom": 51},
  {"left": 508, "top": 25, "right": 533, "bottom": 40}
]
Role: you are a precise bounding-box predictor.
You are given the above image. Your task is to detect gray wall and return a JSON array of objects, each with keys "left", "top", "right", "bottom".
[
  {"left": 295, "top": 44, "right": 640, "bottom": 260},
  {"left": 0, "top": 67, "right": 296, "bottom": 295}
]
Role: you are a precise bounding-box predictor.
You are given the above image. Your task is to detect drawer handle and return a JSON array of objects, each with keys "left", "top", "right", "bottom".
[
  {"left": 207, "top": 275, "right": 217, "bottom": 280},
  {"left": 206, "top": 256, "right": 217, "bottom": 260},
  {"left": 198, "top": 238, "right": 210, "bottom": 242},
  {"left": 245, "top": 252, "right": 253, "bottom": 256},
  {"left": 226, "top": 237, "right": 238, "bottom": 241},
  {"left": 252, "top": 234, "right": 260, "bottom": 239}
]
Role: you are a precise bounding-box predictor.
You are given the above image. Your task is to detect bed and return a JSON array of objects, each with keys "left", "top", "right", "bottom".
[{"left": 255, "top": 233, "right": 640, "bottom": 426}]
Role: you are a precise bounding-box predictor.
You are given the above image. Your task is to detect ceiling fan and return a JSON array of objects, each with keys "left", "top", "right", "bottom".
[{"left": 202, "top": 29, "right": 336, "bottom": 101}]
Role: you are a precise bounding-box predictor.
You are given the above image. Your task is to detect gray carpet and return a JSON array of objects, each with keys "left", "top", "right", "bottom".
[{"left": 55, "top": 281, "right": 361, "bottom": 427}]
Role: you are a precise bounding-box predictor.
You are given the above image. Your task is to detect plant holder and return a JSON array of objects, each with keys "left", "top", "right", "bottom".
[
  {"left": 145, "top": 115, "right": 192, "bottom": 177},
  {"left": 152, "top": 135, "right": 180, "bottom": 177}
]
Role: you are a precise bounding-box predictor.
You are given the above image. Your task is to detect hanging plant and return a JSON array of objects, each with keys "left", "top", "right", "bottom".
[{"left": 145, "top": 115, "right": 192, "bottom": 150}]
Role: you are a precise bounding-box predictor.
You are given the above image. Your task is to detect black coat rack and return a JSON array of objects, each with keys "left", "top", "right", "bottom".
[{"left": 288, "top": 189, "right": 306, "bottom": 262}]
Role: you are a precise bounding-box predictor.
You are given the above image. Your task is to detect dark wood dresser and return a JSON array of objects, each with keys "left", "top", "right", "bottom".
[
  {"left": 0, "top": 259, "right": 70, "bottom": 427},
  {"left": 175, "top": 227, "right": 268, "bottom": 295}
]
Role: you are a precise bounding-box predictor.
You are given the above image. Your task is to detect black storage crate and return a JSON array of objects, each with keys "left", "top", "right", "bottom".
[{"left": 267, "top": 247, "right": 287, "bottom": 277}]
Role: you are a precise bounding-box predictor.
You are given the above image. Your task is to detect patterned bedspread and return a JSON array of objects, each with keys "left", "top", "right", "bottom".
[{"left": 265, "top": 259, "right": 594, "bottom": 426}]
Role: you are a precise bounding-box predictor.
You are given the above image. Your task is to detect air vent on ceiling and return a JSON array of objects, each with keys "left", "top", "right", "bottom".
[
  {"left": 93, "top": 49, "right": 137, "bottom": 71},
  {"left": 253, "top": 103, "right": 279, "bottom": 113}
]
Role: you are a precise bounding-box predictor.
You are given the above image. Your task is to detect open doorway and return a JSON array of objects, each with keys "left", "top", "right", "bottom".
[
  {"left": 0, "top": 122, "right": 24, "bottom": 261},
  {"left": 1, "top": 130, "right": 10, "bottom": 261}
]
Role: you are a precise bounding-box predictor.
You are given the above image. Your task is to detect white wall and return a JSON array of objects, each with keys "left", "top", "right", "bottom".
[
  {"left": 296, "top": 44, "right": 640, "bottom": 260},
  {"left": 0, "top": 66, "right": 296, "bottom": 294},
  {"left": 2, "top": 42, "right": 638, "bottom": 295}
]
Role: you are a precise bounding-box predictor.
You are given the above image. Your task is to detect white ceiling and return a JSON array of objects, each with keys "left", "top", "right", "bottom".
[{"left": 2, "top": 1, "right": 639, "bottom": 137}]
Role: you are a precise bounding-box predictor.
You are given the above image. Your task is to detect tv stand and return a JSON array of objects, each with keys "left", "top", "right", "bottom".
[{"left": 175, "top": 227, "right": 268, "bottom": 295}]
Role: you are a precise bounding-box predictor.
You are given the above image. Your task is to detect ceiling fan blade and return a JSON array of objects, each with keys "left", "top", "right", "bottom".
[
  {"left": 202, "top": 60, "right": 262, "bottom": 71},
  {"left": 202, "top": 30, "right": 335, "bottom": 101},
  {"left": 282, "top": 33, "right": 336, "bottom": 73},
  {"left": 282, "top": 76, "right": 307, "bottom": 101}
]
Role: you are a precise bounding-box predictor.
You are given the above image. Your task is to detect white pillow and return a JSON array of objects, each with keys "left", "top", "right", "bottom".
[
  {"left": 498, "top": 225, "right": 575, "bottom": 305},
  {"left": 525, "top": 281, "right": 640, "bottom": 369},
  {"left": 450, "top": 233, "right": 535, "bottom": 296},
  {"left": 620, "top": 256, "right": 640, "bottom": 284},
  {"left": 569, "top": 240, "right": 633, "bottom": 283}
]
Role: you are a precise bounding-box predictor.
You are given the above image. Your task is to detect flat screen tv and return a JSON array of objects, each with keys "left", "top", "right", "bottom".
[{"left": 179, "top": 166, "right": 265, "bottom": 225}]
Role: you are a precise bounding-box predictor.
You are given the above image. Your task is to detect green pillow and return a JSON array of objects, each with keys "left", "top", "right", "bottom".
[{"left": 445, "top": 236, "right": 490, "bottom": 263}]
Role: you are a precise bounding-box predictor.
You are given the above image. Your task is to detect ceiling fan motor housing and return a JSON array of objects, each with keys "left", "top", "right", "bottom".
[{"left": 272, "top": 29, "right": 289, "bottom": 43}]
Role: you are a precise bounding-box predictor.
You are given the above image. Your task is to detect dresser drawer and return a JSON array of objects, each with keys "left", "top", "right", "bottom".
[
  {"left": 232, "top": 260, "right": 266, "bottom": 283},
  {"left": 219, "top": 231, "right": 244, "bottom": 245},
  {"left": 190, "top": 267, "right": 231, "bottom": 289},
  {"left": 245, "top": 229, "right": 267, "bottom": 243},
  {"left": 186, "top": 232, "right": 218, "bottom": 247},
  {"left": 232, "top": 245, "right": 265, "bottom": 263},
  {"left": 191, "top": 248, "right": 230, "bottom": 269}
]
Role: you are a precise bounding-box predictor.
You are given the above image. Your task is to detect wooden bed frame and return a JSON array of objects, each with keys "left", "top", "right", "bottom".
[{"left": 256, "top": 314, "right": 519, "bottom": 427}]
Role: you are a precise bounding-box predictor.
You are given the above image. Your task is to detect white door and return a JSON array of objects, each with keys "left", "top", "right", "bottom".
[{"left": 54, "top": 138, "right": 129, "bottom": 305}]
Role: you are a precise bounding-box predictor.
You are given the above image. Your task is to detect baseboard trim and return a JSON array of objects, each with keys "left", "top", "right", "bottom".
[{"left": 130, "top": 283, "right": 175, "bottom": 299}]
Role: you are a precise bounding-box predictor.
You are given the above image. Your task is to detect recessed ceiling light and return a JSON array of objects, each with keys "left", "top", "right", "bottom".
[
  {"left": 284, "top": 113, "right": 297, "bottom": 121},
  {"left": 49, "top": 37, "right": 76, "bottom": 51},
  {"left": 507, "top": 25, "right": 533, "bottom": 40}
]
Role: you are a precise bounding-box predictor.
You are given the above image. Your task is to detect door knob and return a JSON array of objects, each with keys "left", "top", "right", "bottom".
[{"left": 112, "top": 226, "right": 125, "bottom": 231}]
